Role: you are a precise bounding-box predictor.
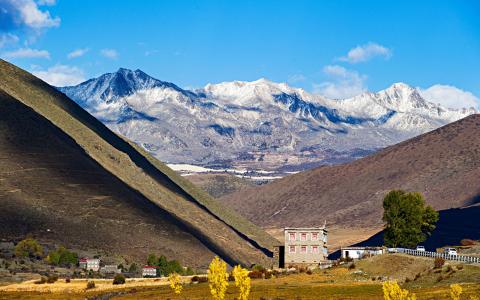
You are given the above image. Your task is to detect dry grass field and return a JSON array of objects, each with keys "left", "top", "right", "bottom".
[{"left": 1, "top": 254, "right": 479, "bottom": 300}]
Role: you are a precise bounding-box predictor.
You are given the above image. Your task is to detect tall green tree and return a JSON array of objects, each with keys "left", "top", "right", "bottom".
[{"left": 383, "top": 190, "right": 439, "bottom": 248}]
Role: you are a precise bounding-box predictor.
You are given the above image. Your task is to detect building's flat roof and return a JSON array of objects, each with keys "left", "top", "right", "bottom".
[{"left": 284, "top": 227, "right": 327, "bottom": 231}]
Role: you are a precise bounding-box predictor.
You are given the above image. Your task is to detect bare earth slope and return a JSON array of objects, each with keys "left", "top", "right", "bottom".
[
  {"left": 0, "top": 59, "right": 279, "bottom": 268},
  {"left": 223, "top": 114, "right": 480, "bottom": 233}
]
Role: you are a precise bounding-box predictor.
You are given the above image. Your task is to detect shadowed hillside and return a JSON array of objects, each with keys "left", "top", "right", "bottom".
[
  {"left": 223, "top": 114, "right": 480, "bottom": 234},
  {"left": 0, "top": 59, "right": 279, "bottom": 268}
]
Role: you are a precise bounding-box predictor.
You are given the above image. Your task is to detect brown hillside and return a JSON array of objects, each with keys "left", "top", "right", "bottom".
[
  {"left": 223, "top": 114, "right": 480, "bottom": 233},
  {"left": 0, "top": 59, "right": 279, "bottom": 268}
]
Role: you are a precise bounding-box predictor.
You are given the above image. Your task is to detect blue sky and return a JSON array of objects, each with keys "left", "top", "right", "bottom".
[{"left": 1, "top": 0, "right": 479, "bottom": 108}]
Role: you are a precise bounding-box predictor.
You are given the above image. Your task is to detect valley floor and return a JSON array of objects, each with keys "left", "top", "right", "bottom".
[{"left": 1, "top": 254, "right": 479, "bottom": 299}]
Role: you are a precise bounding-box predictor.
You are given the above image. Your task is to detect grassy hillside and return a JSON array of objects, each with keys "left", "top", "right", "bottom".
[
  {"left": 223, "top": 114, "right": 480, "bottom": 236},
  {"left": 0, "top": 59, "right": 278, "bottom": 268},
  {"left": 187, "top": 173, "right": 256, "bottom": 198}
]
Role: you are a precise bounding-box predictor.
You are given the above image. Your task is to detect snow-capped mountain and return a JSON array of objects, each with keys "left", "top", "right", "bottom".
[{"left": 58, "top": 69, "right": 476, "bottom": 174}]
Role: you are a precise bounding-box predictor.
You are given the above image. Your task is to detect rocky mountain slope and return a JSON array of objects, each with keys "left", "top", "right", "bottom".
[
  {"left": 0, "top": 59, "right": 279, "bottom": 268},
  {"left": 222, "top": 114, "right": 480, "bottom": 234},
  {"left": 59, "top": 69, "right": 476, "bottom": 175}
]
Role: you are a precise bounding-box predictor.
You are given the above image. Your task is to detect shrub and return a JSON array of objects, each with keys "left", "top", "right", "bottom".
[
  {"left": 207, "top": 256, "right": 229, "bottom": 300},
  {"left": 382, "top": 280, "right": 416, "bottom": 300},
  {"left": 232, "top": 265, "right": 251, "bottom": 300},
  {"left": 65, "top": 277, "right": 71, "bottom": 283},
  {"left": 348, "top": 263, "right": 356, "bottom": 270},
  {"left": 460, "top": 239, "right": 476, "bottom": 246},
  {"left": 264, "top": 271, "right": 273, "bottom": 279},
  {"left": 15, "top": 238, "right": 43, "bottom": 259},
  {"left": 434, "top": 257, "right": 445, "bottom": 269},
  {"left": 457, "top": 265, "right": 464, "bottom": 270},
  {"left": 436, "top": 275, "right": 444, "bottom": 282},
  {"left": 248, "top": 270, "right": 263, "bottom": 279},
  {"left": 450, "top": 284, "right": 462, "bottom": 300},
  {"left": 34, "top": 276, "right": 47, "bottom": 284},
  {"left": 414, "top": 273, "right": 421, "bottom": 281},
  {"left": 191, "top": 275, "right": 208, "bottom": 283},
  {"left": 404, "top": 277, "right": 411, "bottom": 283},
  {"left": 86, "top": 281, "right": 95, "bottom": 289},
  {"left": 113, "top": 274, "right": 126, "bottom": 285},
  {"left": 168, "top": 272, "right": 183, "bottom": 295},
  {"left": 298, "top": 266, "right": 306, "bottom": 273},
  {"left": 306, "top": 269, "right": 313, "bottom": 275},
  {"left": 46, "top": 274, "right": 58, "bottom": 283},
  {"left": 251, "top": 264, "right": 265, "bottom": 272}
]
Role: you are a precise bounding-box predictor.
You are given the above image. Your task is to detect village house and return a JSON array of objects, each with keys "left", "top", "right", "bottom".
[
  {"left": 284, "top": 225, "right": 328, "bottom": 267},
  {"left": 79, "top": 258, "right": 100, "bottom": 271},
  {"left": 340, "top": 246, "right": 385, "bottom": 260},
  {"left": 142, "top": 266, "right": 158, "bottom": 277},
  {"left": 101, "top": 264, "right": 121, "bottom": 274}
]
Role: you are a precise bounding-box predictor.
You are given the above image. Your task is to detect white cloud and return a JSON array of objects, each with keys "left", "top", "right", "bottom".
[
  {"left": 0, "top": 33, "right": 19, "bottom": 48},
  {"left": 0, "top": 0, "right": 60, "bottom": 29},
  {"left": 67, "top": 48, "right": 89, "bottom": 59},
  {"left": 100, "top": 48, "right": 118, "bottom": 59},
  {"left": 287, "top": 74, "right": 306, "bottom": 83},
  {"left": 418, "top": 84, "right": 479, "bottom": 110},
  {"left": 2, "top": 47, "right": 50, "bottom": 59},
  {"left": 32, "top": 64, "right": 85, "bottom": 86},
  {"left": 339, "top": 42, "right": 392, "bottom": 64},
  {"left": 313, "top": 65, "right": 367, "bottom": 99},
  {"left": 144, "top": 50, "right": 159, "bottom": 56},
  {"left": 36, "top": 0, "right": 56, "bottom": 5}
]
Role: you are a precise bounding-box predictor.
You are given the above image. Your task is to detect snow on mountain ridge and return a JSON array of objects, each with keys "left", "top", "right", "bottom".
[{"left": 58, "top": 68, "right": 476, "bottom": 173}]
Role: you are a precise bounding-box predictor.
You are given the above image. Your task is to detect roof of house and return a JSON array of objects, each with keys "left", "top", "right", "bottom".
[{"left": 341, "top": 246, "right": 385, "bottom": 251}]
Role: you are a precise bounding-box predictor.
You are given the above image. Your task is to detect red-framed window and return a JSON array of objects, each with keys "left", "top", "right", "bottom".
[
  {"left": 311, "top": 232, "right": 318, "bottom": 240},
  {"left": 301, "top": 233, "right": 307, "bottom": 241},
  {"left": 289, "top": 232, "right": 296, "bottom": 241},
  {"left": 301, "top": 245, "right": 307, "bottom": 253},
  {"left": 289, "top": 246, "right": 296, "bottom": 253}
]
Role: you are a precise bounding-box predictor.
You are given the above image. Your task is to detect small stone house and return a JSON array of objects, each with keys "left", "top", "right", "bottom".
[
  {"left": 142, "top": 266, "right": 157, "bottom": 277},
  {"left": 284, "top": 226, "right": 328, "bottom": 266},
  {"left": 340, "top": 246, "right": 385, "bottom": 260},
  {"left": 79, "top": 258, "right": 100, "bottom": 271},
  {"left": 101, "top": 264, "right": 121, "bottom": 274}
]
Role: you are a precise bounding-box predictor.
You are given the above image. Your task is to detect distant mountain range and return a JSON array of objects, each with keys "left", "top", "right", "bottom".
[{"left": 58, "top": 68, "right": 476, "bottom": 174}]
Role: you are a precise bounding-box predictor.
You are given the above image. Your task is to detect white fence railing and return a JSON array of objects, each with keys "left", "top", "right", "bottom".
[{"left": 395, "top": 248, "right": 480, "bottom": 264}]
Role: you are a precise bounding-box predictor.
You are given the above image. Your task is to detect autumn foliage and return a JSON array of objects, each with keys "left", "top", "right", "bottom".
[{"left": 208, "top": 256, "right": 229, "bottom": 300}]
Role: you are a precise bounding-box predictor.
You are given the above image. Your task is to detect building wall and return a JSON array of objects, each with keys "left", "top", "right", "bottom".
[
  {"left": 284, "top": 228, "right": 327, "bottom": 265},
  {"left": 341, "top": 248, "right": 384, "bottom": 259}
]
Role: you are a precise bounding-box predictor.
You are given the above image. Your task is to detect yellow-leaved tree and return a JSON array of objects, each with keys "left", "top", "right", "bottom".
[
  {"left": 232, "top": 265, "right": 251, "bottom": 300},
  {"left": 168, "top": 272, "right": 183, "bottom": 295},
  {"left": 449, "top": 284, "right": 462, "bottom": 300},
  {"left": 382, "top": 281, "right": 416, "bottom": 300},
  {"left": 208, "top": 256, "right": 229, "bottom": 300}
]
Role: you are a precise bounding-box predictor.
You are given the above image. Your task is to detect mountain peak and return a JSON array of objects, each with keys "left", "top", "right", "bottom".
[
  {"left": 59, "top": 68, "right": 188, "bottom": 104},
  {"left": 389, "top": 82, "right": 414, "bottom": 90}
]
